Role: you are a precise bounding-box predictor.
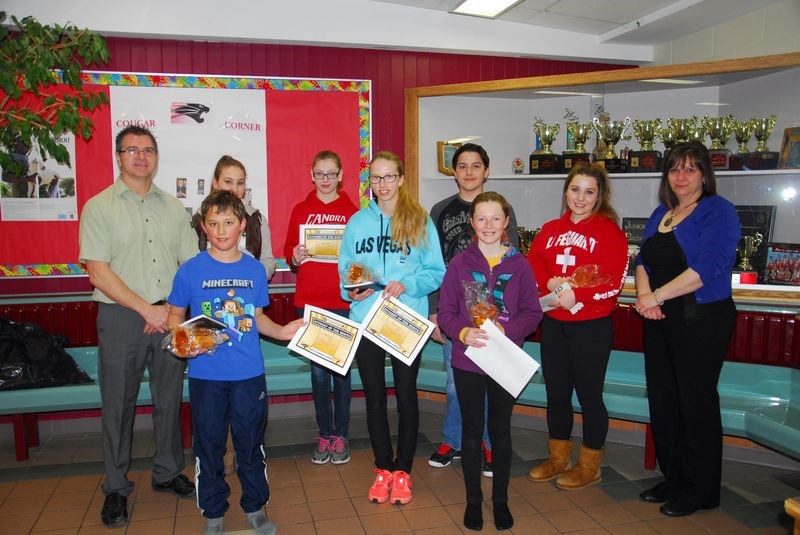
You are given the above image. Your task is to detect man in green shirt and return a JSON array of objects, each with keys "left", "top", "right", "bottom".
[{"left": 79, "top": 125, "right": 198, "bottom": 528}]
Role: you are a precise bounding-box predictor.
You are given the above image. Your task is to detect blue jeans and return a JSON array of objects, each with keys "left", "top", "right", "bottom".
[
  {"left": 299, "top": 308, "right": 352, "bottom": 438},
  {"left": 442, "top": 339, "right": 491, "bottom": 450},
  {"left": 311, "top": 361, "right": 351, "bottom": 438}
]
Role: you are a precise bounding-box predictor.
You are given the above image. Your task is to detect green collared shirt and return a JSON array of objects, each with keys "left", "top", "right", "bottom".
[{"left": 79, "top": 179, "right": 197, "bottom": 304}]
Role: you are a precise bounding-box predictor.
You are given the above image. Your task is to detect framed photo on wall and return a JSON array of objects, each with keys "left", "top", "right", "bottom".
[
  {"left": 437, "top": 141, "right": 461, "bottom": 176},
  {"left": 764, "top": 243, "right": 800, "bottom": 286},
  {"left": 622, "top": 217, "right": 648, "bottom": 276},
  {"left": 735, "top": 205, "right": 777, "bottom": 283},
  {"left": 779, "top": 126, "right": 800, "bottom": 169}
]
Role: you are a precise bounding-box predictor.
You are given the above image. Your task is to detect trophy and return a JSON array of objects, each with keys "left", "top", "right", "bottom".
[
  {"left": 630, "top": 118, "right": 662, "bottom": 172},
  {"left": 752, "top": 114, "right": 777, "bottom": 152},
  {"left": 733, "top": 119, "right": 753, "bottom": 153},
  {"left": 533, "top": 117, "right": 560, "bottom": 154},
  {"left": 530, "top": 117, "right": 562, "bottom": 174},
  {"left": 736, "top": 232, "right": 763, "bottom": 271},
  {"left": 563, "top": 109, "right": 592, "bottom": 171},
  {"left": 658, "top": 125, "right": 678, "bottom": 151},
  {"left": 665, "top": 116, "right": 701, "bottom": 143},
  {"left": 517, "top": 226, "right": 539, "bottom": 255},
  {"left": 592, "top": 115, "right": 631, "bottom": 172},
  {"left": 702, "top": 114, "right": 734, "bottom": 169},
  {"left": 747, "top": 114, "right": 779, "bottom": 170}
]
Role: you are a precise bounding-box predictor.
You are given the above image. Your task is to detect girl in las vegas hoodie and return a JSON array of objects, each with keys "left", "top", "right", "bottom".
[{"left": 339, "top": 151, "right": 445, "bottom": 506}]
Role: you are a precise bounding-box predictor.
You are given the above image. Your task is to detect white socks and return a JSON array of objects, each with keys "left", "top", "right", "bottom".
[
  {"left": 247, "top": 510, "right": 277, "bottom": 535},
  {"left": 204, "top": 516, "right": 224, "bottom": 535}
]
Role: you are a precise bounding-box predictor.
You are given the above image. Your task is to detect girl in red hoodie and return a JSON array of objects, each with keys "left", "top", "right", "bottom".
[
  {"left": 527, "top": 163, "right": 628, "bottom": 491},
  {"left": 283, "top": 150, "right": 359, "bottom": 465}
]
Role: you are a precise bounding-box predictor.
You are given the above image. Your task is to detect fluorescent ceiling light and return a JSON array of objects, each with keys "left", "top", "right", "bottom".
[
  {"left": 535, "top": 90, "right": 603, "bottom": 97},
  {"left": 695, "top": 102, "right": 731, "bottom": 106},
  {"left": 642, "top": 78, "right": 703, "bottom": 85},
  {"left": 452, "top": 0, "right": 522, "bottom": 18}
]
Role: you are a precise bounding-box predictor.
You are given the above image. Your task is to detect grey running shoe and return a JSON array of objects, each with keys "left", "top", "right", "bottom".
[
  {"left": 329, "top": 435, "right": 351, "bottom": 464},
  {"left": 311, "top": 435, "right": 331, "bottom": 464}
]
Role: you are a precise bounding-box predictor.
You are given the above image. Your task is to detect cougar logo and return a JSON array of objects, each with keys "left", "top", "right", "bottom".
[{"left": 170, "top": 102, "right": 211, "bottom": 124}]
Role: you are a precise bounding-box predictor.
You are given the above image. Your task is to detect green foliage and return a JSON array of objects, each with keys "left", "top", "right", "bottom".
[{"left": 0, "top": 11, "right": 110, "bottom": 177}]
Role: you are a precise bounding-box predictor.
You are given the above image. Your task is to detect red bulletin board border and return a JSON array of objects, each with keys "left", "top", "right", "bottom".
[{"left": 0, "top": 72, "right": 371, "bottom": 277}]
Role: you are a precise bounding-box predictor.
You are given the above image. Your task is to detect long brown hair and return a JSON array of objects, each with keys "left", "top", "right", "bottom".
[
  {"left": 561, "top": 162, "right": 619, "bottom": 224},
  {"left": 658, "top": 142, "right": 716, "bottom": 209},
  {"left": 370, "top": 151, "right": 428, "bottom": 250}
]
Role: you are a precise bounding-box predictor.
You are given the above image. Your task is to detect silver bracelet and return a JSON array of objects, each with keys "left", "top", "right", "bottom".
[{"left": 653, "top": 288, "right": 665, "bottom": 306}]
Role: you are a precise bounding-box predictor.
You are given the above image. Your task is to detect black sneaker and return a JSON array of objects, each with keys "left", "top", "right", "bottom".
[
  {"left": 101, "top": 492, "right": 128, "bottom": 528},
  {"left": 428, "top": 443, "right": 461, "bottom": 468},
  {"left": 152, "top": 473, "right": 196, "bottom": 498}
]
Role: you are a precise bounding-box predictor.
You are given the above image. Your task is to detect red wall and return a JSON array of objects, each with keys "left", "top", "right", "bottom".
[
  {"left": 102, "top": 38, "right": 629, "bottom": 160},
  {"left": 1, "top": 39, "right": 630, "bottom": 296}
]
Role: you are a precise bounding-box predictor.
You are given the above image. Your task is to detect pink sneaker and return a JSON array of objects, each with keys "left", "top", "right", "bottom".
[
  {"left": 368, "top": 469, "right": 393, "bottom": 504},
  {"left": 390, "top": 470, "right": 413, "bottom": 505}
]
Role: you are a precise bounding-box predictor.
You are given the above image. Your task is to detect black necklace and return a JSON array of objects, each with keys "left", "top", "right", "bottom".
[{"left": 664, "top": 200, "right": 697, "bottom": 227}]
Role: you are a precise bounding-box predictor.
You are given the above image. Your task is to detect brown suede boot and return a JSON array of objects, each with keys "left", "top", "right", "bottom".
[
  {"left": 555, "top": 444, "right": 603, "bottom": 490},
  {"left": 527, "top": 438, "right": 573, "bottom": 482}
]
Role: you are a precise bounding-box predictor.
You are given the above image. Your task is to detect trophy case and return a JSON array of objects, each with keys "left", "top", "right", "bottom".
[{"left": 404, "top": 52, "right": 800, "bottom": 305}]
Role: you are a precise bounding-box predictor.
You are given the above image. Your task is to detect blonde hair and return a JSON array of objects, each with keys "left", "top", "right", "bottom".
[{"left": 371, "top": 151, "right": 428, "bottom": 251}]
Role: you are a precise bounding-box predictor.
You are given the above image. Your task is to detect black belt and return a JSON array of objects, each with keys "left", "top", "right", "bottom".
[{"left": 152, "top": 299, "right": 167, "bottom": 305}]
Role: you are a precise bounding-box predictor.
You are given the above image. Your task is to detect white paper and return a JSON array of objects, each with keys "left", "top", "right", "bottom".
[
  {"left": 299, "top": 224, "right": 346, "bottom": 263},
  {"left": 361, "top": 296, "right": 436, "bottom": 366},
  {"left": 288, "top": 306, "right": 362, "bottom": 376},
  {"left": 538, "top": 291, "right": 559, "bottom": 311},
  {"left": 464, "top": 320, "right": 540, "bottom": 398}
]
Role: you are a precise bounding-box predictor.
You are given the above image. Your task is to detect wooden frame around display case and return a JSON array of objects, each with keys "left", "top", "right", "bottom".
[
  {"left": 405, "top": 52, "right": 800, "bottom": 305},
  {"left": 779, "top": 126, "right": 800, "bottom": 169}
]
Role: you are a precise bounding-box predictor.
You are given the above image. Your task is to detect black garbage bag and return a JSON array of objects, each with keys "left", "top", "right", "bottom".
[{"left": 0, "top": 317, "right": 93, "bottom": 390}]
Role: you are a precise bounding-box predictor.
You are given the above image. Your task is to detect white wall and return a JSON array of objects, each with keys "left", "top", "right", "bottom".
[{"left": 653, "top": 0, "right": 800, "bottom": 65}]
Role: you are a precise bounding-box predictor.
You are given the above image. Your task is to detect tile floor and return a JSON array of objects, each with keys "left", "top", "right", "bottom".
[{"left": 1, "top": 402, "right": 799, "bottom": 534}]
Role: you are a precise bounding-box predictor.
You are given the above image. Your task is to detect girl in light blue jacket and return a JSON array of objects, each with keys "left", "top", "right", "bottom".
[{"left": 339, "top": 151, "right": 445, "bottom": 506}]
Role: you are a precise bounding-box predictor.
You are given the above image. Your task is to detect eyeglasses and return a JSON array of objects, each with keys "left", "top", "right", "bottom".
[
  {"left": 369, "top": 174, "right": 399, "bottom": 184},
  {"left": 312, "top": 170, "right": 340, "bottom": 181},
  {"left": 118, "top": 147, "right": 157, "bottom": 157}
]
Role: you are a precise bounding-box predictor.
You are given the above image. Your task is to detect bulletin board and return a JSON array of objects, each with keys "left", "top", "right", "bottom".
[{"left": 0, "top": 72, "right": 371, "bottom": 277}]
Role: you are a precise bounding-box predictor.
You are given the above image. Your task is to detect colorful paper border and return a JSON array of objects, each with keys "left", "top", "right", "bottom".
[{"left": 2, "top": 73, "right": 371, "bottom": 277}]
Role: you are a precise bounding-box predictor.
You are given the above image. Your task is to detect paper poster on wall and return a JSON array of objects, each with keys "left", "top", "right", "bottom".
[
  {"left": 109, "top": 86, "right": 268, "bottom": 217},
  {"left": 0, "top": 73, "right": 370, "bottom": 277},
  {"left": 0, "top": 133, "right": 78, "bottom": 221}
]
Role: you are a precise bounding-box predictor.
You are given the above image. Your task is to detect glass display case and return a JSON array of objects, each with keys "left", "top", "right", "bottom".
[{"left": 404, "top": 53, "right": 800, "bottom": 306}]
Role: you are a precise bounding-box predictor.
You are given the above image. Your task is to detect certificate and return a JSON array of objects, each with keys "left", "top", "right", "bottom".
[
  {"left": 299, "top": 224, "right": 346, "bottom": 263},
  {"left": 288, "top": 306, "right": 362, "bottom": 375},
  {"left": 361, "top": 296, "right": 435, "bottom": 366},
  {"left": 465, "top": 320, "right": 540, "bottom": 398}
]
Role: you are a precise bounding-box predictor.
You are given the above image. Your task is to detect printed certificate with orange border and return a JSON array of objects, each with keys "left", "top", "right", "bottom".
[
  {"left": 361, "top": 296, "right": 435, "bottom": 366},
  {"left": 299, "top": 224, "right": 346, "bottom": 263},
  {"left": 288, "top": 306, "right": 362, "bottom": 375}
]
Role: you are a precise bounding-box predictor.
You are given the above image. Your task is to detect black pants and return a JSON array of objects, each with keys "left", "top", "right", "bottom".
[
  {"left": 454, "top": 367, "right": 515, "bottom": 505},
  {"left": 540, "top": 315, "right": 612, "bottom": 449},
  {"left": 354, "top": 337, "right": 420, "bottom": 473},
  {"left": 642, "top": 300, "right": 735, "bottom": 507}
]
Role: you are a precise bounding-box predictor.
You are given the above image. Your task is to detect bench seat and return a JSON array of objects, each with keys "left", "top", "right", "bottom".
[{"left": 2, "top": 339, "right": 799, "bottom": 464}]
